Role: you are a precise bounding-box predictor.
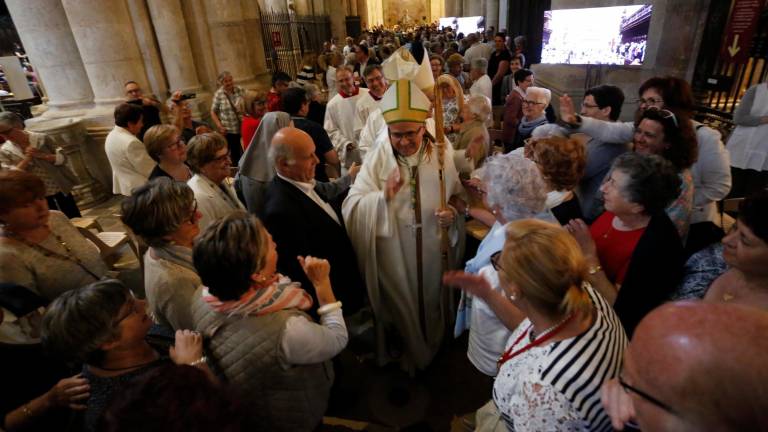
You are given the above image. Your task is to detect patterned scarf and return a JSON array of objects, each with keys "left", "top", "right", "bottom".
[{"left": 202, "top": 275, "right": 313, "bottom": 317}]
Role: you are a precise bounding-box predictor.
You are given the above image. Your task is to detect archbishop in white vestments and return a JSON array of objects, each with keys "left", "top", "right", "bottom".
[{"left": 343, "top": 48, "right": 464, "bottom": 371}]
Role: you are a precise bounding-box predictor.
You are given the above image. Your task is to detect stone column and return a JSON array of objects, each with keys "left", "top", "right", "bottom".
[
  {"left": 126, "top": 0, "right": 168, "bottom": 98},
  {"left": 61, "top": 0, "right": 151, "bottom": 107},
  {"left": 203, "top": 0, "right": 256, "bottom": 85},
  {"left": 328, "top": 0, "right": 347, "bottom": 42},
  {"left": 241, "top": 0, "right": 269, "bottom": 77},
  {"left": 485, "top": 0, "right": 499, "bottom": 31},
  {"left": 146, "top": 0, "right": 203, "bottom": 93},
  {"left": 357, "top": 0, "right": 368, "bottom": 27},
  {"left": 5, "top": 0, "right": 94, "bottom": 113},
  {"left": 349, "top": 0, "right": 357, "bottom": 16},
  {"left": 27, "top": 118, "right": 110, "bottom": 208}
]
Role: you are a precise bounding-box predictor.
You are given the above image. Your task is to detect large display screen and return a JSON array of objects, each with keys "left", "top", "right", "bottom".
[
  {"left": 438, "top": 16, "right": 485, "bottom": 36},
  {"left": 541, "top": 5, "right": 652, "bottom": 65}
]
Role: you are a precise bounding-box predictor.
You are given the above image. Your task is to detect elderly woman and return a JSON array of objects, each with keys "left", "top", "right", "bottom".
[
  {"left": 469, "top": 58, "right": 492, "bottom": 101},
  {"left": 446, "top": 53, "right": 470, "bottom": 91},
  {"left": 170, "top": 97, "right": 209, "bottom": 144},
  {"left": 567, "top": 153, "right": 685, "bottom": 336},
  {"left": 500, "top": 55, "right": 524, "bottom": 102},
  {"left": 121, "top": 178, "right": 202, "bottom": 331},
  {"left": 445, "top": 219, "right": 627, "bottom": 430},
  {"left": 0, "top": 170, "right": 107, "bottom": 302},
  {"left": 454, "top": 94, "right": 491, "bottom": 170},
  {"left": 453, "top": 154, "right": 556, "bottom": 376},
  {"left": 237, "top": 112, "right": 292, "bottom": 214},
  {"left": 190, "top": 211, "right": 346, "bottom": 432},
  {"left": 511, "top": 86, "right": 551, "bottom": 151},
  {"left": 438, "top": 74, "right": 465, "bottom": 144},
  {"left": 0, "top": 112, "right": 81, "bottom": 218},
  {"left": 210, "top": 71, "right": 245, "bottom": 164},
  {"left": 41, "top": 279, "right": 207, "bottom": 432},
  {"left": 633, "top": 107, "right": 698, "bottom": 239},
  {"left": 502, "top": 69, "right": 534, "bottom": 152},
  {"left": 186, "top": 133, "right": 244, "bottom": 231},
  {"left": 143, "top": 125, "right": 192, "bottom": 182},
  {"left": 531, "top": 135, "right": 587, "bottom": 224}
]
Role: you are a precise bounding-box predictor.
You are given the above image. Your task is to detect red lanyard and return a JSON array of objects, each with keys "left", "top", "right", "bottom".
[{"left": 497, "top": 315, "right": 574, "bottom": 371}]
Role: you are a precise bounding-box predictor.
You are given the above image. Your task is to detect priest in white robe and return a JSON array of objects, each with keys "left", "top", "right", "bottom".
[
  {"left": 324, "top": 65, "right": 368, "bottom": 171},
  {"left": 343, "top": 48, "right": 465, "bottom": 372}
]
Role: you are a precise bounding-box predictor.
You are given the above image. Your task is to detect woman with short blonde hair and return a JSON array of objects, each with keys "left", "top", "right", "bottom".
[
  {"left": 144, "top": 124, "right": 192, "bottom": 182},
  {"left": 445, "top": 219, "right": 627, "bottom": 431}
]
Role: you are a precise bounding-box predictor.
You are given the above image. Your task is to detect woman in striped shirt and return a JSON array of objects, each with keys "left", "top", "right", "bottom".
[{"left": 444, "top": 219, "right": 627, "bottom": 431}]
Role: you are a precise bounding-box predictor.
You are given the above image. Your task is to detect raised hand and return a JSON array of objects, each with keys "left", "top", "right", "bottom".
[
  {"left": 170, "top": 329, "right": 204, "bottom": 365},
  {"left": 443, "top": 270, "right": 493, "bottom": 301},
  {"left": 298, "top": 255, "right": 336, "bottom": 305},
  {"left": 385, "top": 167, "right": 405, "bottom": 202},
  {"left": 565, "top": 219, "right": 597, "bottom": 260},
  {"left": 559, "top": 94, "right": 578, "bottom": 124}
]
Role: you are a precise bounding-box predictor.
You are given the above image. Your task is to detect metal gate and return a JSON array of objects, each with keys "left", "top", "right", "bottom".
[
  {"left": 259, "top": 10, "right": 330, "bottom": 79},
  {"left": 692, "top": 2, "right": 768, "bottom": 138}
]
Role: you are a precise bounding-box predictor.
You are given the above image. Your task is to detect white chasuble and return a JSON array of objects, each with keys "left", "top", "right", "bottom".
[{"left": 342, "top": 136, "right": 464, "bottom": 371}]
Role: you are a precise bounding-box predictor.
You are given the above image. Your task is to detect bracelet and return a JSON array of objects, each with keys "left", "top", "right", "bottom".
[
  {"left": 588, "top": 264, "right": 603, "bottom": 275},
  {"left": 189, "top": 356, "right": 207, "bottom": 367},
  {"left": 317, "top": 301, "right": 342, "bottom": 315},
  {"left": 464, "top": 206, "right": 471, "bottom": 218},
  {"left": 22, "top": 403, "right": 32, "bottom": 417}
]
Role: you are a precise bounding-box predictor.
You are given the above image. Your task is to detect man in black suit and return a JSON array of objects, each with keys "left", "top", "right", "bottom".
[
  {"left": 353, "top": 43, "right": 379, "bottom": 88},
  {"left": 260, "top": 127, "right": 364, "bottom": 315}
]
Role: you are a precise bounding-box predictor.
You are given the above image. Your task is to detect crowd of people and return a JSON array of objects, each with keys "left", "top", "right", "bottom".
[{"left": 1, "top": 20, "right": 767, "bottom": 432}]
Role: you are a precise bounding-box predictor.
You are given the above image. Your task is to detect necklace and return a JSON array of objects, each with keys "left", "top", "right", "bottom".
[
  {"left": 5, "top": 230, "right": 102, "bottom": 280},
  {"left": 95, "top": 356, "right": 162, "bottom": 372},
  {"left": 497, "top": 314, "right": 574, "bottom": 371}
]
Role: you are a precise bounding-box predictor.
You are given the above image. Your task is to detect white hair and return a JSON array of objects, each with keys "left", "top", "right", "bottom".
[
  {"left": 471, "top": 57, "right": 488, "bottom": 73},
  {"left": 480, "top": 153, "right": 549, "bottom": 221},
  {"left": 465, "top": 94, "right": 492, "bottom": 125},
  {"left": 526, "top": 87, "right": 552, "bottom": 107}
]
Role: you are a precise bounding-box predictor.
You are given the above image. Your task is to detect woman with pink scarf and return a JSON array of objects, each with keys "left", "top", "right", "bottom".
[{"left": 190, "top": 211, "right": 346, "bottom": 432}]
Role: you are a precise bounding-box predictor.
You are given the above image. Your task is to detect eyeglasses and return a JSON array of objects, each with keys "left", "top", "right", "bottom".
[
  {"left": 521, "top": 99, "right": 544, "bottom": 106},
  {"left": 212, "top": 150, "right": 231, "bottom": 163},
  {"left": 646, "top": 107, "right": 679, "bottom": 128},
  {"left": 635, "top": 97, "right": 664, "bottom": 107},
  {"left": 581, "top": 102, "right": 600, "bottom": 109},
  {"left": 490, "top": 251, "right": 503, "bottom": 272},
  {"left": 167, "top": 137, "right": 185, "bottom": 149},
  {"left": 188, "top": 199, "right": 198, "bottom": 224},
  {"left": 389, "top": 127, "right": 423, "bottom": 142},
  {"left": 114, "top": 292, "right": 143, "bottom": 326},
  {"left": 618, "top": 374, "right": 677, "bottom": 414}
]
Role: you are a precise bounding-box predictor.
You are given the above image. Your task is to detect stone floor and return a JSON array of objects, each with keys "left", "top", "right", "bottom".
[{"left": 80, "top": 196, "right": 493, "bottom": 431}]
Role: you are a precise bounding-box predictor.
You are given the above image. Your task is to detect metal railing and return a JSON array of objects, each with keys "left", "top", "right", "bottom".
[{"left": 259, "top": 11, "right": 330, "bottom": 79}]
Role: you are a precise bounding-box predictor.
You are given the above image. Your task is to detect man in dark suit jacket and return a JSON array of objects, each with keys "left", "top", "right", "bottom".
[
  {"left": 352, "top": 43, "right": 380, "bottom": 88},
  {"left": 260, "top": 127, "right": 364, "bottom": 315}
]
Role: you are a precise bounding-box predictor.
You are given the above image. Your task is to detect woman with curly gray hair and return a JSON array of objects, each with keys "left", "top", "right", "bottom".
[
  {"left": 121, "top": 178, "right": 202, "bottom": 331},
  {"left": 453, "top": 153, "right": 557, "bottom": 376}
]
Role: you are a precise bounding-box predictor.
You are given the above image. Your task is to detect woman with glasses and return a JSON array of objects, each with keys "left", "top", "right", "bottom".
[
  {"left": 511, "top": 86, "right": 552, "bottom": 152},
  {"left": 143, "top": 125, "right": 192, "bottom": 182},
  {"left": 530, "top": 134, "right": 587, "bottom": 225},
  {"left": 186, "top": 133, "right": 245, "bottom": 231},
  {"left": 41, "top": 279, "right": 208, "bottom": 432},
  {"left": 121, "top": 178, "right": 202, "bottom": 332},
  {"left": 566, "top": 153, "right": 685, "bottom": 336},
  {"left": 501, "top": 69, "right": 534, "bottom": 152},
  {"left": 452, "top": 154, "right": 556, "bottom": 377},
  {"left": 560, "top": 76, "right": 730, "bottom": 254},
  {"left": 445, "top": 219, "right": 627, "bottom": 431}
]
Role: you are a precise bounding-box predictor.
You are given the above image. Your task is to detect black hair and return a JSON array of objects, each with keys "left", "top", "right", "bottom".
[
  {"left": 513, "top": 69, "right": 533, "bottom": 86},
  {"left": 281, "top": 87, "right": 308, "bottom": 116},
  {"left": 740, "top": 190, "right": 768, "bottom": 243},
  {"left": 585, "top": 85, "right": 626, "bottom": 121},
  {"left": 114, "top": 103, "right": 143, "bottom": 128},
  {"left": 271, "top": 71, "right": 291, "bottom": 86}
]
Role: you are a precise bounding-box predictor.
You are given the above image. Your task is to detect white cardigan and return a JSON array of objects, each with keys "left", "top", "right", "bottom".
[
  {"left": 104, "top": 126, "right": 155, "bottom": 196},
  {"left": 187, "top": 174, "right": 245, "bottom": 231}
]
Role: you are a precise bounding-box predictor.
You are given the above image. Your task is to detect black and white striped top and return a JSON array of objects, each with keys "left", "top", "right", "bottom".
[{"left": 492, "top": 284, "right": 628, "bottom": 431}]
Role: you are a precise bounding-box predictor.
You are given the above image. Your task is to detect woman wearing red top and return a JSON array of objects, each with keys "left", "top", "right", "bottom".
[
  {"left": 240, "top": 90, "right": 266, "bottom": 150},
  {"left": 567, "top": 152, "right": 685, "bottom": 336}
]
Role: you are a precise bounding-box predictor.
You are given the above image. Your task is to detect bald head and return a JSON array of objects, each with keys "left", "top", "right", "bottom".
[
  {"left": 625, "top": 302, "right": 768, "bottom": 431},
  {"left": 270, "top": 127, "right": 318, "bottom": 183}
]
